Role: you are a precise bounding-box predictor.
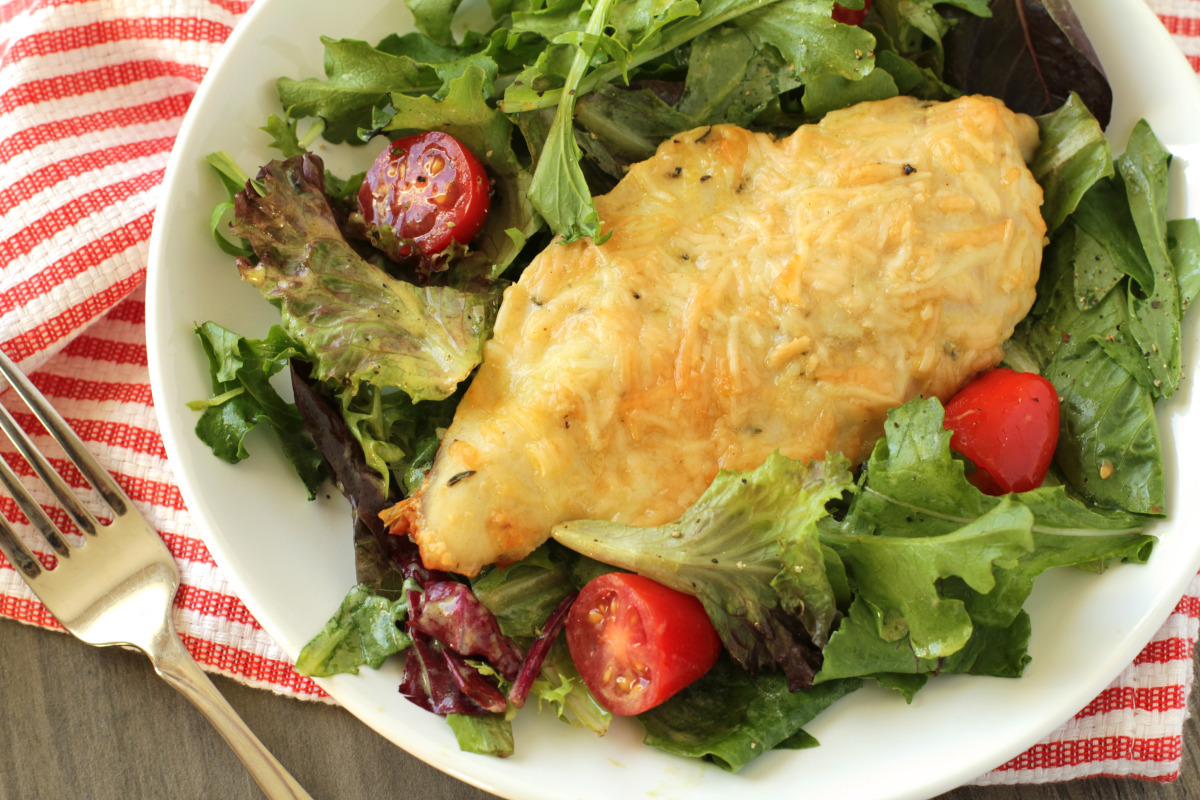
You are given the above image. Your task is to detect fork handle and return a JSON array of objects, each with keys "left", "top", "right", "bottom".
[{"left": 149, "top": 631, "right": 316, "bottom": 800}]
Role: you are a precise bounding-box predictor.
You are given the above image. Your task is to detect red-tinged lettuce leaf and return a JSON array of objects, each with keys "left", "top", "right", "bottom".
[
  {"left": 290, "top": 361, "right": 390, "bottom": 536},
  {"left": 399, "top": 631, "right": 509, "bottom": 715},
  {"left": 507, "top": 591, "right": 577, "bottom": 709},
  {"left": 232, "top": 153, "right": 501, "bottom": 404},
  {"left": 409, "top": 580, "right": 526, "bottom": 681},
  {"left": 941, "top": 0, "right": 1112, "bottom": 128},
  {"left": 290, "top": 362, "right": 454, "bottom": 595}
]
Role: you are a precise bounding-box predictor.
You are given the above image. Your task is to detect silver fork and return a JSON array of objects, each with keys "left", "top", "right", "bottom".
[{"left": 0, "top": 348, "right": 313, "bottom": 800}]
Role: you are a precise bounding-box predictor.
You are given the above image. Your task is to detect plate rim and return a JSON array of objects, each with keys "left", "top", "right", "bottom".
[{"left": 144, "top": 1, "right": 1200, "bottom": 798}]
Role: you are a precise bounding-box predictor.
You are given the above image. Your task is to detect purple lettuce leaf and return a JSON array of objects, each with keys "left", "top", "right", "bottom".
[
  {"left": 408, "top": 580, "right": 525, "bottom": 682},
  {"left": 399, "top": 632, "right": 508, "bottom": 715},
  {"left": 507, "top": 591, "right": 578, "bottom": 709}
]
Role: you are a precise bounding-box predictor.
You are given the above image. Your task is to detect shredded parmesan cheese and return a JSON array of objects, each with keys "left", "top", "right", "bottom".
[{"left": 384, "top": 95, "right": 1046, "bottom": 576}]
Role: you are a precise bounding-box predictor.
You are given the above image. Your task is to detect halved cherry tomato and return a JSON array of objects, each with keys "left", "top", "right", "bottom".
[
  {"left": 943, "top": 368, "right": 1061, "bottom": 495},
  {"left": 565, "top": 572, "right": 721, "bottom": 716},
  {"left": 357, "top": 131, "right": 491, "bottom": 261},
  {"left": 832, "top": 0, "right": 872, "bottom": 25}
]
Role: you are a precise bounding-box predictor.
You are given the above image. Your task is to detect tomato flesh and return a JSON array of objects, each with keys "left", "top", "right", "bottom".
[
  {"left": 943, "top": 368, "right": 1061, "bottom": 495},
  {"left": 357, "top": 131, "right": 491, "bottom": 260},
  {"left": 566, "top": 572, "right": 721, "bottom": 716},
  {"left": 832, "top": 0, "right": 872, "bottom": 25}
]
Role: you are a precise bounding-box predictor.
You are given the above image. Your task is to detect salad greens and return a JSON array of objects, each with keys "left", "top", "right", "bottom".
[
  {"left": 188, "top": 322, "right": 327, "bottom": 497},
  {"left": 552, "top": 451, "right": 852, "bottom": 690},
  {"left": 230, "top": 154, "right": 503, "bottom": 404},
  {"left": 187, "top": 0, "right": 1200, "bottom": 773}
]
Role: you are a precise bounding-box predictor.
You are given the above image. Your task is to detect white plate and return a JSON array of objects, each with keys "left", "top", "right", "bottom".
[{"left": 146, "top": 2, "right": 1200, "bottom": 798}]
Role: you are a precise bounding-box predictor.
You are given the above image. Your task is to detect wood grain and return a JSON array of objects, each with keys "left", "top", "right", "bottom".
[{"left": 0, "top": 620, "right": 1194, "bottom": 800}]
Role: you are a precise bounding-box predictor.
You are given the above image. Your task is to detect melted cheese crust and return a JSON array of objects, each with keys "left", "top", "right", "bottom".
[{"left": 385, "top": 95, "right": 1046, "bottom": 576}]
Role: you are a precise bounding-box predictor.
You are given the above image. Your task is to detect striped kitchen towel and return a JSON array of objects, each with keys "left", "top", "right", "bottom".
[{"left": 0, "top": 0, "right": 1198, "bottom": 784}]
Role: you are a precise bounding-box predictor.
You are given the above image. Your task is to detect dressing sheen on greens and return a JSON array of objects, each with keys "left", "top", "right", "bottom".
[{"left": 187, "top": 0, "right": 1200, "bottom": 771}]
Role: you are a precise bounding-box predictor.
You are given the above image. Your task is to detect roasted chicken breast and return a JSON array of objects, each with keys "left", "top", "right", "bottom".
[{"left": 383, "top": 94, "right": 1046, "bottom": 576}]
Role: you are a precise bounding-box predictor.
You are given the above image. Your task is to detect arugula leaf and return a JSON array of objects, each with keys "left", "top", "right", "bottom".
[
  {"left": 261, "top": 112, "right": 329, "bottom": 158},
  {"left": 189, "top": 322, "right": 327, "bottom": 498},
  {"left": 276, "top": 37, "right": 448, "bottom": 143},
  {"left": 525, "top": 0, "right": 620, "bottom": 243},
  {"left": 231, "top": 153, "right": 502, "bottom": 403},
  {"left": 295, "top": 583, "right": 413, "bottom": 676},
  {"left": 204, "top": 152, "right": 259, "bottom": 259}
]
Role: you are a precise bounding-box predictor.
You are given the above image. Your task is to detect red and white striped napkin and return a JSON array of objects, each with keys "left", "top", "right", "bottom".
[{"left": 0, "top": 0, "right": 1198, "bottom": 786}]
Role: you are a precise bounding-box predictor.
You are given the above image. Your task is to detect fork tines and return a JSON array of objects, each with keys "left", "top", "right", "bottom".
[{"left": 0, "top": 348, "right": 128, "bottom": 579}]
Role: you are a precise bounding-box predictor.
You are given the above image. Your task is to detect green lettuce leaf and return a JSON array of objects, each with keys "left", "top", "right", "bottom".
[
  {"left": 1170, "top": 217, "right": 1200, "bottom": 312},
  {"left": 446, "top": 713, "right": 515, "bottom": 757},
  {"left": 1009, "top": 103, "right": 1197, "bottom": 514},
  {"left": 471, "top": 544, "right": 579, "bottom": 641},
  {"left": 406, "top": 0, "right": 466, "bottom": 45},
  {"left": 824, "top": 498, "right": 1035, "bottom": 658},
  {"left": 677, "top": 25, "right": 803, "bottom": 125},
  {"left": 188, "top": 322, "right": 327, "bottom": 498},
  {"left": 816, "top": 597, "right": 1031, "bottom": 686},
  {"left": 736, "top": 0, "right": 876, "bottom": 83},
  {"left": 337, "top": 381, "right": 459, "bottom": 491},
  {"left": 525, "top": 636, "right": 613, "bottom": 736},
  {"left": 818, "top": 398, "right": 1152, "bottom": 670},
  {"left": 638, "top": 657, "right": 861, "bottom": 772},
  {"left": 295, "top": 583, "right": 413, "bottom": 677},
  {"left": 552, "top": 451, "right": 855, "bottom": 688}
]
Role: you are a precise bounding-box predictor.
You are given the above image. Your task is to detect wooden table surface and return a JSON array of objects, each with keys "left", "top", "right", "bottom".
[{"left": 1, "top": 620, "right": 1196, "bottom": 800}]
